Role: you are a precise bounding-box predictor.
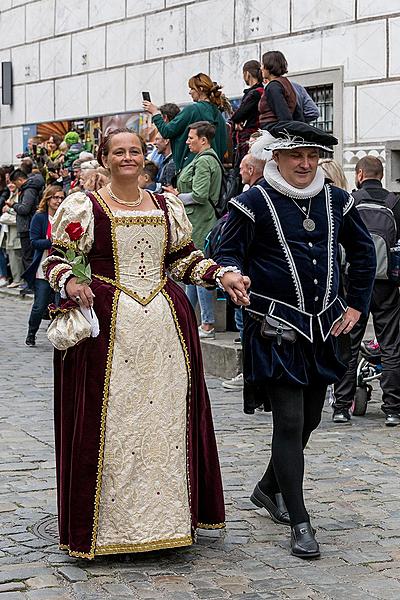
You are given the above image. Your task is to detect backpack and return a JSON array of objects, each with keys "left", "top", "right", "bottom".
[
  {"left": 204, "top": 213, "right": 229, "bottom": 259},
  {"left": 353, "top": 189, "right": 399, "bottom": 280},
  {"left": 192, "top": 151, "right": 241, "bottom": 218}
]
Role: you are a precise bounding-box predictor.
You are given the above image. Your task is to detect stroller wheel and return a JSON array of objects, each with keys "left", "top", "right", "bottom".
[{"left": 352, "top": 386, "right": 371, "bottom": 416}]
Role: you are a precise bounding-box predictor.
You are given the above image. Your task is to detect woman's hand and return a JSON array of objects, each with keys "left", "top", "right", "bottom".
[
  {"left": 66, "top": 277, "right": 94, "bottom": 309},
  {"left": 163, "top": 185, "right": 179, "bottom": 195},
  {"left": 331, "top": 307, "right": 361, "bottom": 337},
  {"left": 219, "top": 272, "right": 251, "bottom": 306},
  {"left": 143, "top": 101, "right": 160, "bottom": 116}
]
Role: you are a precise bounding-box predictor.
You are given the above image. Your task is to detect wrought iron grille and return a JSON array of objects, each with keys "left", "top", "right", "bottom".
[{"left": 306, "top": 84, "right": 334, "bottom": 133}]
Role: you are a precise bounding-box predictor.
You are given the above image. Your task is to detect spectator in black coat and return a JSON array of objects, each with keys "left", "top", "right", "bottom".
[
  {"left": 230, "top": 60, "right": 265, "bottom": 169},
  {"left": 8, "top": 169, "right": 44, "bottom": 274}
]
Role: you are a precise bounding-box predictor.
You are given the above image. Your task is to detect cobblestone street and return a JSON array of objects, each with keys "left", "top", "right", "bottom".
[{"left": 1, "top": 294, "right": 400, "bottom": 599}]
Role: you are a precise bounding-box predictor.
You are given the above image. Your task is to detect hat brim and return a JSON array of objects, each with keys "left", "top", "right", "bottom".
[{"left": 268, "top": 141, "right": 334, "bottom": 153}]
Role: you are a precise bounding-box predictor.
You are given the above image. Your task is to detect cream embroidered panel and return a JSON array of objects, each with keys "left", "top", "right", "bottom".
[
  {"left": 96, "top": 291, "right": 191, "bottom": 549},
  {"left": 114, "top": 215, "right": 166, "bottom": 301}
]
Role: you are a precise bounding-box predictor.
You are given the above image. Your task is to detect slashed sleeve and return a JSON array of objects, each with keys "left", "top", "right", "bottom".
[
  {"left": 164, "top": 193, "right": 220, "bottom": 287},
  {"left": 43, "top": 191, "right": 94, "bottom": 295}
]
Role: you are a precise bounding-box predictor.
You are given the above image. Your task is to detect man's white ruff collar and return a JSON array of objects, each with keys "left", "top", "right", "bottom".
[{"left": 263, "top": 159, "right": 325, "bottom": 199}]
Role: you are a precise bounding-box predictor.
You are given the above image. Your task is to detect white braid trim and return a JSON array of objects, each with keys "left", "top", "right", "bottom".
[
  {"left": 216, "top": 266, "right": 242, "bottom": 290},
  {"left": 59, "top": 269, "right": 74, "bottom": 299}
]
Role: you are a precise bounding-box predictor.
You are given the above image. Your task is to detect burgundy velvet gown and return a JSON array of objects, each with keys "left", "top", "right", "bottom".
[{"left": 44, "top": 190, "right": 225, "bottom": 558}]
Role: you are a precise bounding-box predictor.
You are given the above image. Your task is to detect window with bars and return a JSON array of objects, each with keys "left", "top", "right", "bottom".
[{"left": 305, "top": 84, "right": 334, "bottom": 133}]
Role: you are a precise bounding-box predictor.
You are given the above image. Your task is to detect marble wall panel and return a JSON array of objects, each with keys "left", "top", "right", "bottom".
[
  {"left": 1, "top": 85, "right": 25, "bottom": 126},
  {"left": 71, "top": 27, "right": 106, "bottom": 74},
  {"left": 127, "top": 0, "right": 164, "bottom": 17},
  {"left": 292, "top": 0, "right": 355, "bottom": 31},
  {"left": 26, "top": 0, "right": 55, "bottom": 42},
  {"left": 343, "top": 86, "right": 355, "bottom": 144},
  {"left": 126, "top": 61, "right": 164, "bottom": 111},
  {"left": 358, "top": 82, "right": 400, "bottom": 142},
  {"left": 55, "top": 74, "right": 88, "bottom": 119},
  {"left": 55, "top": 0, "right": 89, "bottom": 35},
  {"left": 26, "top": 80, "right": 55, "bottom": 123},
  {"left": 261, "top": 32, "right": 323, "bottom": 74},
  {"left": 107, "top": 18, "right": 145, "bottom": 68},
  {"left": 11, "top": 44, "right": 40, "bottom": 85},
  {"left": 89, "top": 0, "right": 125, "bottom": 27},
  {"left": 40, "top": 35, "right": 71, "bottom": 79},
  {"left": 358, "top": 0, "right": 400, "bottom": 18},
  {"left": 186, "top": 0, "right": 234, "bottom": 52},
  {"left": 389, "top": 17, "right": 400, "bottom": 77},
  {"left": 88, "top": 68, "right": 125, "bottom": 116},
  {"left": 0, "top": 128, "right": 12, "bottom": 164},
  {"left": 145, "top": 8, "right": 185, "bottom": 60},
  {"left": 235, "top": 0, "right": 290, "bottom": 43},
  {"left": 0, "top": 6, "right": 25, "bottom": 50}
]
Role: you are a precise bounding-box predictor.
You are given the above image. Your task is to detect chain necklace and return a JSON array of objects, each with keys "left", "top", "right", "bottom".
[
  {"left": 289, "top": 198, "right": 316, "bottom": 232},
  {"left": 106, "top": 183, "right": 144, "bottom": 207}
]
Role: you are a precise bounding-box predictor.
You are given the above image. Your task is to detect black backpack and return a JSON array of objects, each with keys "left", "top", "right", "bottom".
[
  {"left": 192, "top": 151, "right": 241, "bottom": 218},
  {"left": 353, "top": 189, "right": 399, "bottom": 280},
  {"left": 204, "top": 213, "right": 229, "bottom": 259}
]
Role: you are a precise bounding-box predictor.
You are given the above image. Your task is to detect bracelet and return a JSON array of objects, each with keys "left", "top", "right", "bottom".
[{"left": 215, "top": 266, "right": 242, "bottom": 290}]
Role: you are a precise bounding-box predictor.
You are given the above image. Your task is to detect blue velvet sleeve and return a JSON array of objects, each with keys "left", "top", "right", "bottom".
[{"left": 339, "top": 204, "right": 376, "bottom": 315}]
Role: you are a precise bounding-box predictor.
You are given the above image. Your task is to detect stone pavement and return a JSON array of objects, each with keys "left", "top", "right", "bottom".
[{"left": 1, "top": 294, "right": 400, "bottom": 600}]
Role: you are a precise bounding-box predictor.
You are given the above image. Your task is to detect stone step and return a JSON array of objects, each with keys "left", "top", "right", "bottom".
[{"left": 200, "top": 332, "right": 242, "bottom": 379}]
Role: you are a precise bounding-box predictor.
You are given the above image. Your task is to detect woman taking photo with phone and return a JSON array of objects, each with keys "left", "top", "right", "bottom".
[
  {"left": 43, "top": 127, "right": 249, "bottom": 559},
  {"left": 143, "top": 73, "right": 230, "bottom": 172}
]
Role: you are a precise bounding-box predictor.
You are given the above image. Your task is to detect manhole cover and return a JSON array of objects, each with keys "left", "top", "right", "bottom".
[{"left": 30, "top": 515, "right": 58, "bottom": 542}]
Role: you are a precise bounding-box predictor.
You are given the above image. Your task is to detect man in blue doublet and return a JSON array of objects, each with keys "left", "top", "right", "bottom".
[{"left": 216, "top": 121, "right": 376, "bottom": 559}]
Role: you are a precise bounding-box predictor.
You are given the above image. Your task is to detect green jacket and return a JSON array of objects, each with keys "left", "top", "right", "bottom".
[
  {"left": 152, "top": 101, "right": 227, "bottom": 172},
  {"left": 177, "top": 148, "right": 221, "bottom": 251}
]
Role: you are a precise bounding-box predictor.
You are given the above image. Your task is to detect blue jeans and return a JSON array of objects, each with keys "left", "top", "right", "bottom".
[
  {"left": 0, "top": 248, "right": 7, "bottom": 278},
  {"left": 234, "top": 307, "right": 244, "bottom": 340},
  {"left": 185, "top": 285, "right": 215, "bottom": 325},
  {"left": 28, "top": 279, "right": 54, "bottom": 336}
]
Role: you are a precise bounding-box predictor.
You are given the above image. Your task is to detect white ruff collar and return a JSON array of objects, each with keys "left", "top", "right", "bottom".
[{"left": 263, "top": 160, "right": 325, "bottom": 199}]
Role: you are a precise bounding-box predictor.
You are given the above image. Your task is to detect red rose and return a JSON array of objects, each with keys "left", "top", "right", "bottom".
[{"left": 65, "top": 222, "right": 84, "bottom": 241}]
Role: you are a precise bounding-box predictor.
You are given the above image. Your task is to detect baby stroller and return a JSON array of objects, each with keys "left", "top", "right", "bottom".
[{"left": 352, "top": 339, "right": 382, "bottom": 416}]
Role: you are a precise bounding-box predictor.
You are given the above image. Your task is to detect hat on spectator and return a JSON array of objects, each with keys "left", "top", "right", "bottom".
[{"left": 64, "top": 131, "right": 80, "bottom": 146}]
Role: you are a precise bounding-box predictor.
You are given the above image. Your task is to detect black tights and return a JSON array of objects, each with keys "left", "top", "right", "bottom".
[{"left": 259, "top": 381, "right": 327, "bottom": 526}]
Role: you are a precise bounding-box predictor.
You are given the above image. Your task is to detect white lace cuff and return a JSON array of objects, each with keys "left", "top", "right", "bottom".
[
  {"left": 59, "top": 269, "right": 74, "bottom": 299},
  {"left": 215, "top": 266, "right": 242, "bottom": 290}
]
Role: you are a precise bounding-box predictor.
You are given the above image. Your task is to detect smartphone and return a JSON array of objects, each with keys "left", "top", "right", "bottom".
[{"left": 142, "top": 91, "right": 151, "bottom": 102}]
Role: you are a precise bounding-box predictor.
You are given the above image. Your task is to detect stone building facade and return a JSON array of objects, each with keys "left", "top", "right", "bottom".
[{"left": 0, "top": 0, "right": 399, "bottom": 186}]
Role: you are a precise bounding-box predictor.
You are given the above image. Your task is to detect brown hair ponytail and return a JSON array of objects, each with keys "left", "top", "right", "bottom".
[{"left": 188, "top": 73, "right": 232, "bottom": 114}]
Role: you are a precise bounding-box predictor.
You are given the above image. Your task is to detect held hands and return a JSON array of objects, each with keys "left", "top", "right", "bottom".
[
  {"left": 219, "top": 272, "right": 251, "bottom": 306},
  {"left": 142, "top": 101, "right": 160, "bottom": 116},
  {"left": 66, "top": 277, "right": 95, "bottom": 310},
  {"left": 331, "top": 307, "right": 361, "bottom": 337}
]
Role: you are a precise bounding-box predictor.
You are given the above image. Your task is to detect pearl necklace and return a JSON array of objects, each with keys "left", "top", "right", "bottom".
[{"left": 106, "top": 183, "right": 144, "bottom": 207}]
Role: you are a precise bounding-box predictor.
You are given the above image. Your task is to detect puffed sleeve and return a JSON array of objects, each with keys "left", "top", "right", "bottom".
[
  {"left": 43, "top": 191, "right": 94, "bottom": 294},
  {"left": 164, "top": 192, "right": 220, "bottom": 287}
]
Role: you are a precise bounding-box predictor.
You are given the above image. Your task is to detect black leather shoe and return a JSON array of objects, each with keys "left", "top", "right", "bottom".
[
  {"left": 25, "top": 334, "right": 36, "bottom": 347},
  {"left": 291, "top": 522, "right": 320, "bottom": 559},
  {"left": 250, "top": 483, "right": 290, "bottom": 525}
]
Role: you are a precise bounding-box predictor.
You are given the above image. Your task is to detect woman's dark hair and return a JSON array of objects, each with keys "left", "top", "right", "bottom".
[
  {"left": 188, "top": 121, "right": 216, "bottom": 143},
  {"left": 97, "top": 128, "right": 147, "bottom": 168},
  {"left": 159, "top": 103, "right": 180, "bottom": 122},
  {"left": 243, "top": 60, "right": 263, "bottom": 82},
  {"left": 262, "top": 51, "right": 288, "bottom": 77},
  {"left": 0, "top": 167, "right": 7, "bottom": 191}
]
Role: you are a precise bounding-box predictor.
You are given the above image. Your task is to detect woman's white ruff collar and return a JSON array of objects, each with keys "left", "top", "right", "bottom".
[{"left": 263, "top": 160, "right": 325, "bottom": 199}]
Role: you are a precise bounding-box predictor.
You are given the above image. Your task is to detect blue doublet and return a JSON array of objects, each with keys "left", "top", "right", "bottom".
[{"left": 216, "top": 179, "right": 376, "bottom": 386}]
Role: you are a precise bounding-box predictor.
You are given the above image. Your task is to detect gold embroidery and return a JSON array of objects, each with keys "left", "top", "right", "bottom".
[
  {"left": 90, "top": 288, "right": 121, "bottom": 558},
  {"left": 169, "top": 250, "right": 203, "bottom": 282},
  {"left": 93, "top": 274, "right": 168, "bottom": 307},
  {"left": 95, "top": 535, "right": 193, "bottom": 555},
  {"left": 161, "top": 289, "right": 193, "bottom": 529},
  {"left": 190, "top": 258, "right": 217, "bottom": 286},
  {"left": 113, "top": 215, "right": 165, "bottom": 225},
  {"left": 197, "top": 522, "right": 226, "bottom": 530},
  {"left": 170, "top": 237, "right": 192, "bottom": 253},
  {"left": 52, "top": 239, "right": 76, "bottom": 250}
]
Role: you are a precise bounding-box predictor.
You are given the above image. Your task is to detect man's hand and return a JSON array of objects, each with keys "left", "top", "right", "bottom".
[
  {"left": 66, "top": 277, "right": 95, "bottom": 310},
  {"left": 143, "top": 101, "right": 160, "bottom": 116},
  {"left": 2, "top": 205, "right": 9, "bottom": 213},
  {"left": 331, "top": 307, "right": 361, "bottom": 337},
  {"left": 219, "top": 272, "right": 251, "bottom": 306}
]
